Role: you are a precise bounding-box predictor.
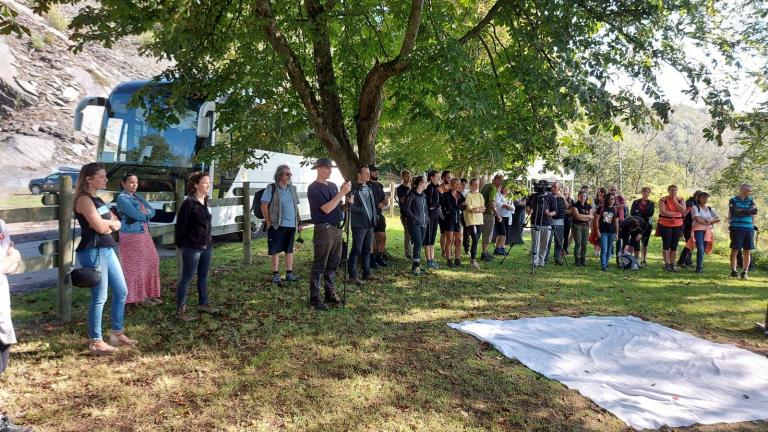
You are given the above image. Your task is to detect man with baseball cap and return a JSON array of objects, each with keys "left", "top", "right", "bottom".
[{"left": 306, "top": 158, "right": 352, "bottom": 310}]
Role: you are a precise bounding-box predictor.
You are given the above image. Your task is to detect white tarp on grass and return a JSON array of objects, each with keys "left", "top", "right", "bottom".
[{"left": 448, "top": 316, "right": 768, "bottom": 430}]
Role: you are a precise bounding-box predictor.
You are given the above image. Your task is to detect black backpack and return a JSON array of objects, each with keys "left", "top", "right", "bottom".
[{"left": 251, "top": 183, "right": 276, "bottom": 219}]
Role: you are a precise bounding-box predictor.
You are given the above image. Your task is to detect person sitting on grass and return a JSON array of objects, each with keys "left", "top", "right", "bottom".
[
  {"left": 619, "top": 216, "right": 649, "bottom": 265},
  {"left": 403, "top": 176, "right": 429, "bottom": 276},
  {"left": 261, "top": 165, "right": 301, "bottom": 286}
]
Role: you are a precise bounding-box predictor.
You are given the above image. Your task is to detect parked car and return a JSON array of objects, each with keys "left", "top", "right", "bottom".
[{"left": 28, "top": 171, "right": 79, "bottom": 194}]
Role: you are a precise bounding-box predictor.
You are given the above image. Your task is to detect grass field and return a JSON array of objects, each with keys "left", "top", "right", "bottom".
[
  {"left": 2, "top": 217, "right": 767, "bottom": 431},
  {"left": 0, "top": 193, "right": 45, "bottom": 210}
]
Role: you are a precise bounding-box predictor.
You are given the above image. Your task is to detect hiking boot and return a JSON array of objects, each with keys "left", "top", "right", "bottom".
[
  {"left": 741, "top": 271, "right": 749, "bottom": 280},
  {"left": 0, "top": 415, "right": 33, "bottom": 432},
  {"left": 324, "top": 292, "right": 342, "bottom": 306},
  {"left": 446, "top": 258, "right": 454, "bottom": 268},
  {"left": 453, "top": 258, "right": 461, "bottom": 268},
  {"left": 109, "top": 331, "right": 138, "bottom": 348},
  {"left": 731, "top": 269, "right": 739, "bottom": 277},
  {"left": 348, "top": 277, "right": 364, "bottom": 286},
  {"left": 362, "top": 274, "right": 381, "bottom": 282},
  {"left": 198, "top": 304, "right": 219, "bottom": 314},
  {"left": 664, "top": 263, "right": 671, "bottom": 272},
  {"left": 310, "top": 298, "right": 329, "bottom": 311},
  {"left": 285, "top": 272, "right": 299, "bottom": 283},
  {"left": 271, "top": 273, "right": 282, "bottom": 285},
  {"left": 480, "top": 253, "right": 494, "bottom": 262},
  {"left": 89, "top": 340, "right": 118, "bottom": 356},
  {"left": 176, "top": 305, "right": 196, "bottom": 322}
]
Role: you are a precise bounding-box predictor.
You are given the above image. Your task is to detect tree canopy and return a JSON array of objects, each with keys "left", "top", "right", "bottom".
[{"left": 21, "top": 0, "right": 768, "bottom": 179}]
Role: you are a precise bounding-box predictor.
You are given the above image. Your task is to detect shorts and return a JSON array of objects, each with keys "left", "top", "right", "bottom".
[
  {"left": 482, "top": 214, "right": 495, "bottom": 240},
  {"left": 625, "top": 236, "right": 641, "bottom": 251},
  {"left": 267, "top": 226, "right": 296, "bottom": 255},
  {"left": 495, "top": 218, "right": 509, "bottom": 239},
  {"left": 374, "top": 214, "right": 386, "bottom": 233},
  {"left": 444, "top": 220, "right": 462, "bottom": 232},
  {"left": 438, "top": 217, "right": 449, "bottom": 233},
  {"left": 730, "top": 229, "right": 755, "bottom": 250},
  {"left": 658, "top": 225, "right": 683, "bottom": 251}
]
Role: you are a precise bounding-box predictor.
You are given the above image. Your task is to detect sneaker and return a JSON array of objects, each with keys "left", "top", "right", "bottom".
[
  {"left": 471, "top": 260, "right": 480, "bottom": 270},
  {"left": 664, "top": 263, "right": 671, "bottom": 272},
  {"left": 89, "top": 340, "right": 118, "bottom": 356},
  {"left": 0, "top": 415, "right": 33, "bottom": 432},
  {"left": 493, "top": 247, "right": 504, "bottom": 255},
  {"left": 731, "top": 269, "right": 739, "bottom": 277},
  {"left": 741, "top": 272, "right": 749, "bottom": 280},
  {"left": 348, "top": 277, "right": 364, "bottom": 286},
  {"left": 453, "top": 258, "right": 461, "bottom": 268},
  {"left": 149, "top": 297, "right": 163, "bottom": 305},
  {"left": 670, "top": 265, "right": 679, "bottom": 272},
  {"left": 695, "top": 267, "right": 703, "bottom": 273},
  {"left": 285, "top": 272, "right": 299, "bottom": 283},
  {"left": 641, "top": 259, "right": 647, "bottom": 265},
  {"left": 480, "top": 253, "right": 494, "bottom": 262},
  {"left": 198, "top": 304, "right": 219, "bottom": 314},
  {"left": 109, "top": 331, "right": 138, "bottom": 348},
  {"left": 376, "top": 257, "right": 390, "bottom": 267},
  {"left": 601, "top": 267, "right": 607, "bottom": 272},
  {"left": 140, "top": 297, "right": 156, "bottom": 306},
  {"left": 271, "top": 273, "right": 281, "bottom": 285},
  {"left": 411, "top": 267, "right": 423, "bottom": 276},
  {"left": 429, "top": 260, "right": 440, "bottom": 269},
  {"left": 176, "top": 305, "right": 196, "bottom": 322}
]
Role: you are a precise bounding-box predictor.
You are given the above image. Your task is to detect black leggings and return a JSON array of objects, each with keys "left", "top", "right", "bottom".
[
  {"left": 467, "top": 225, "right": 480, "bottom": 259},
  {"left": 424, "top": 216, "right": 439, "bottom": 246},
  {"left": 659, "top": 225, "right": 683, "bottom": 251},
  {"left": 0, "top": 343, "right": 9, "bottom": 375}
]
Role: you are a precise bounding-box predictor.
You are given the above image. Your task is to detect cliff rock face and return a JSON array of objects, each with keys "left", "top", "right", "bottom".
[{"left": 0, "top": 0, "right": 170, "bottom": 191}]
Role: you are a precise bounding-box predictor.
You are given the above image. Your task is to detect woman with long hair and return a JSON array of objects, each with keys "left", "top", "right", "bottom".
[
  {"left": 658, "top": 184, "right": 686, "bottom": 271},
  {"left": 424, "top": 170, "right": 441, "bottom": 268},
  {"left": 441, "top": 177, "right": 466, "bottom": 268},
  {"left": 596, "top": 193, "right": 619, "bottom": 271},
  {"left": 588, "top": 187, "right": 606, "bottom": 255},
  {"left": 117, "top": 173, "right": 161, "bottom": 306},
  {"left": 175, "top": 171, "right": 217, "bottom": 321},
  {"left": 74, "top": 163, "right": 136, "bottom": 355}
]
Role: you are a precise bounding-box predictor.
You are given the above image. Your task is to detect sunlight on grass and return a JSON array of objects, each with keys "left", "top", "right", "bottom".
[{"left": 3, "top": 216, "right": 766, "bottom": 431}]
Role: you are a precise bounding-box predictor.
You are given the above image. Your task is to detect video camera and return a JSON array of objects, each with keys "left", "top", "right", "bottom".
[{"left": 533, "top": 180, "right": 552, "bottom": 195}]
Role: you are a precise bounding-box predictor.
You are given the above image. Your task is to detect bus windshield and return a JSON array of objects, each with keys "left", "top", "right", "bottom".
[{"left": 99, "top": 89, "right": 202, "bottom": 167}]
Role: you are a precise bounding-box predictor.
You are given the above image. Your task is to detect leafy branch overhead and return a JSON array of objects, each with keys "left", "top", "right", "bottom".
[{"left": 29, "top": 0, "right": 768, "bottom": 178}]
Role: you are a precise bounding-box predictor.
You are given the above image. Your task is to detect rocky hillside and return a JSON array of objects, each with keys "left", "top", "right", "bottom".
[{"left": 0, "top": 0, "right": 170, "bottom": 192}]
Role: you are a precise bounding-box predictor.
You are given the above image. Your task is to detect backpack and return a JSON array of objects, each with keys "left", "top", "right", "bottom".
[
  {"left": 251, "top": 183, "right": 277, "bottom": 219},
  {"left": 618, "top": 253, "right": 640, "bottom": 270}
]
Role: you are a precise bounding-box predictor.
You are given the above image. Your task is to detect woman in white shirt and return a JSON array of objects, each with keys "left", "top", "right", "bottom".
[
  {"left": 493, "top": 186, "right": 515, "bottom": 255},
  {"left": 689, "top": 192, "right": 721, "bottom": 273},
  {"left": 0, "top": 219, "right": 21, "bottom": 376}
]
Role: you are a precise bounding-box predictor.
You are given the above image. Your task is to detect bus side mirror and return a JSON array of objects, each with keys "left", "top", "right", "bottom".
[
  {"left": 197, "top": 101, "right": 216, "bottom": 138},
  {"left": 74, "top": 97, "right": 107, "bottom": 131}
]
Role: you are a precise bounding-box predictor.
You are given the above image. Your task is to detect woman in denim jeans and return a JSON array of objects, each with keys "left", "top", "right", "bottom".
[
  {"left": 174, "top": 172, "right": 217, "bottom": 321},
  {"left": 596, "top": 193, "right": 620, "bottom": 271},
  {"left": 74, "top": 163, "right": 137, "bottom": 355}
]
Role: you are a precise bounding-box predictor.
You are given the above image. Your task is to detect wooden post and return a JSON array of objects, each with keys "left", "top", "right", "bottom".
[
  {"left": 242, "top": 182, "right": 252, "bottom": 264},
  {"left": 175, "top": 178, "right": 185, "bottom": 281},
  {"left": 389, "top": 182, "right": 395, "bottom": 217},
  {"left": 57, "top": 175, "right": 74, "bottom": 323}
]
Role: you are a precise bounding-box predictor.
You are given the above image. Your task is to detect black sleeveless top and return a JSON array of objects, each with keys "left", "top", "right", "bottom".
[{"left": 75, "top": 195, "right": 116, "bottom": 252}]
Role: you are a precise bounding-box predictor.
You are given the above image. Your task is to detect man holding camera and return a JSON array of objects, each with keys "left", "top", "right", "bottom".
[
  {"left": 307, "top": 158, "right": 352, "bottom": 311},
  {"left": 728, "top": 183, "right": 758, "bottom": 280},
  {"left": 527, "top": 180, "right": 558, "bottom": 268}
]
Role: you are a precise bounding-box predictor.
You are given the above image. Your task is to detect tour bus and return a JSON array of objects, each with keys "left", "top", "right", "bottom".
[{"left": 73, "top": 80, "right": 344, "bottom": 234}]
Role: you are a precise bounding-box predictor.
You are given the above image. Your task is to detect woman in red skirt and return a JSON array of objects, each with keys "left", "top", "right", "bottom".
[
  {"left": 117, "top": 173, "right": 161, "bottom": 306},
  {"left": 588, "top": 187, "right": 606, "bottom": 256}
]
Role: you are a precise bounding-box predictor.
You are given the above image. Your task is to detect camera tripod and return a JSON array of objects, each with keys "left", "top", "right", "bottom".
[{"left": 526, "top": 192, "right": 569, "bottom": 273}]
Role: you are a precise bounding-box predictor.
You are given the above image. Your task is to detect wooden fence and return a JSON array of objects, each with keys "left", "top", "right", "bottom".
[
  {"left": 0, "top": 176, "right": 254, "bottom": 323},
  {"left": 0, "top": 179, "right": 397, "bottom": 323}
]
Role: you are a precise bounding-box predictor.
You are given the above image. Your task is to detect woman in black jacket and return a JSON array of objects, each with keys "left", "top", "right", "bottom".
[
  {"left": 175, "top": 171, "right": 217, "bottom": 321},
  {"left": 403, "top": 176, "right": 429, "bottom": 276},
  {"left": 424, "top": 170, "right": 441, "bottom": 269},
  {"left": 441, "top": 178, "right": 466, "bottom": 268}
]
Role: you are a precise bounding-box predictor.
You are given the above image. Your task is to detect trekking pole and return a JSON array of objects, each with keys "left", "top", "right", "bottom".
[{"left": 341, "top": 205, "right": 351, "bottom": 308}]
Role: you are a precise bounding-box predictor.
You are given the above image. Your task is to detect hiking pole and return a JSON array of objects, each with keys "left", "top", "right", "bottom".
[
  {"left": 500, "top": 212, "right": 528, "bottom": 265},
  {"left": 341, "top": 204, "right": 351, "bottom": 308}
]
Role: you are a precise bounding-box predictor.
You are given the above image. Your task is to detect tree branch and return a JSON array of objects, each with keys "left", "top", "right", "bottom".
[
  {"left": 458, "top": 0, "right": 506, "bottom": 45},
  {"left": 479, "top": 34, "right": 505, "bottom": 108}
]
